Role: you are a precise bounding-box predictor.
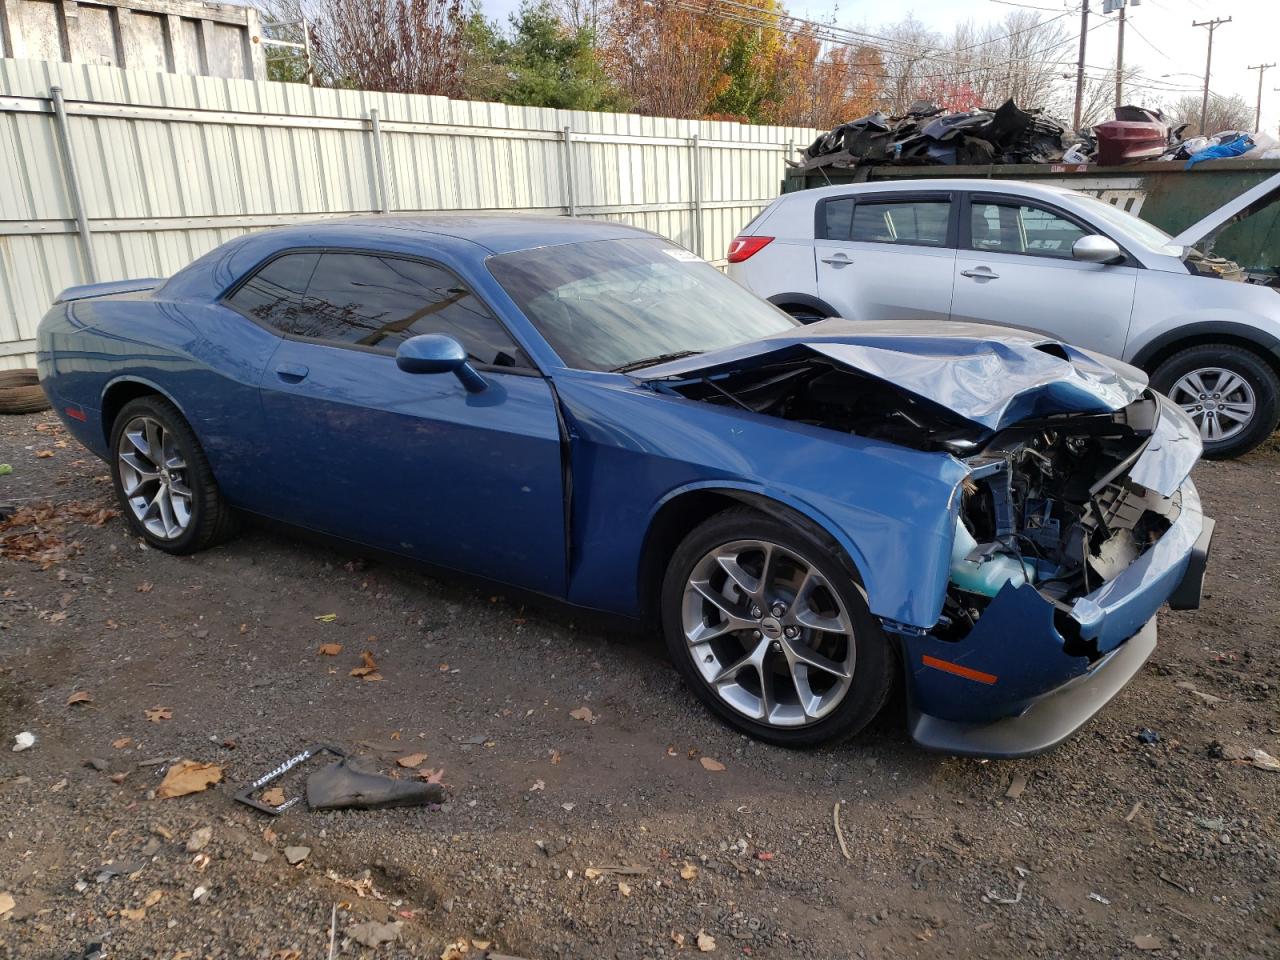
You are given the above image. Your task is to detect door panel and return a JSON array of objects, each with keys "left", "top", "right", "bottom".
[
  {"left": 951, "top": 197, "right": 1137, "bottom": 356},
  {"left": 815, "top": 195, "right": 957, "bottom": 321},
  {"left": 259, "top": 339, "right": 566, "bottom": 597}
]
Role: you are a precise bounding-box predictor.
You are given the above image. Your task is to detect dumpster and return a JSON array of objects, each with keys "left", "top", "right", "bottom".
[{"left": 782, "top": 158, "right": 1280, "bottom": 279}]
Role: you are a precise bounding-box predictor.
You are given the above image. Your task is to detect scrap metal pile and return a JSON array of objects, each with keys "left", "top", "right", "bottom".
[
  {"left": 798, "top": 99, "right": 1074, "bottom": 171},
  {"left": 799, "top": 100, "right": 1280, "bottom": 171}
]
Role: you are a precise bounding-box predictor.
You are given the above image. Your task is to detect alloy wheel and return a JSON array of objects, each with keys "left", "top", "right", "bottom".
[
  {"left": 117, "top": 415, "right": 193, "bottom": 540},
  {"left": 1169, "top": 366, "right": 1256, "bottom": 443},
  {"left": 681, "top": 539, "right": 856, "bottom": 728}
]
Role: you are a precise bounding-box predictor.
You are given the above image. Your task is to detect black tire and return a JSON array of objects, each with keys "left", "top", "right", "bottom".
[
  {"left": 1150, "top": 344, "right": 1280, "bottom": 460},
  {"left": 108, "top": 395, "right": 238, "bottom": 554},
  {"left": 0, "top": 369, "right": 51, "bottom": 414},
  {"left": 660, "top": 505, "right": 894, "bottom": 748}
]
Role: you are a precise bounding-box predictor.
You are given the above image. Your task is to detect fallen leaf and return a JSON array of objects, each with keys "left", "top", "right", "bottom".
[
  {"left": 584, "top": 868, "right": 602, "bottom": 880},
  {"left": 471, "top": 942, "right": 490, "bottom": 951},
  {"left": 263, "top": 826, "right": 278, "bottom": 845},
  {"left": 66, "top": 690, "right": 93, "bottom": 706},
  {"left": 156, "top": 760, "right": 224, "bottom": 799},
  {"left": 35, "top": 449, "right": 54, "bottom": 458},
  {"left": 390, "top": 730, "right": 402, "bottom": 741},
  {"left": 0, "top": 892, "right": 13, "bottom": 915},
  {"left": 680, "top": 862, "right": 698, "bottom": 881},
  {"left": 144, "top": 707, "right": 172, "bottom": 723},
  {"left": 1133, "top": 934, "right": 1164, "bottom": 951},
  {"left": 109, "top": 772, "right": 128, "bottom": 784},
  {"left": 671, "top": 932, "right": 686, "bottom": 948},
  {"left": 699, "top": 757, "right": 726, "bottom": 772},
  {"left": 317, "top": 643, "right": 342, "bottom": 656},
  {"left": 569, "top": 706, "right": 594, "bottom": 723},
  {"left": 136, "top": 582, "right": 153, "bottom": 593},
  {"left": 314, "top": 613, "right": 337, "bottom": 622},
  {"left": 397, "top": 752, "right": 428, "bottom": 768},
  {"left": 419, "top": 767, "right": 446, "bottom": 785},
  {"left": 261, "top": 786, "right": 286, "bottom": 806},
  {"left": 549, "top": 749, "right": 562, "bottom": 765},
  {"left": 143, "top": 890, "right": 163, "bottom": 908},
  {"left": 120, "top": 907, "right": 146, "bottom": 922},
  {"left": 440, "top": 938, "right": 470, "bottom": 960},
  {"left": 618, "top": 881, "right": 632, "bottom": 896},
  {"left": 696, "top": 930, "right": 716, "bottom": 952},
  {"left": 112, "top": 737, "right": 131, "bottom": 749},
  {"left": 350, "top": 650, "right": 381, "bottom": 679},
  {"left": 530, "top": 778, "right": 546, "bottom": 791}
]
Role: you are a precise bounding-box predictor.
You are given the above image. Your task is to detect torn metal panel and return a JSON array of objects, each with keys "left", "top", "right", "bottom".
[{"left": 639, "top": 319, "right": 1147, "bottom": 434}]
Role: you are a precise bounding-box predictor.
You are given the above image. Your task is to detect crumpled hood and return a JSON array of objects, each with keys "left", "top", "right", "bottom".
[{"left": 639, "top": 319, "right": 1148, "bottom": 433}]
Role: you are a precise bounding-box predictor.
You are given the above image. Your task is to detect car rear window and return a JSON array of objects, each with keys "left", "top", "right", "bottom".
[{"left": 849, "top": 200, "right": 950, "bottom": 247}]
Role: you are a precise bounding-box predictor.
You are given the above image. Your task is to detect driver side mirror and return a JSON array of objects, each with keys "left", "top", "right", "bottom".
[
  {"left": 1072, "top": 235, "right": 1124, "bottom": 265},
  {"left": 395, "top": 334, "right": 487, "bottom": 393}
]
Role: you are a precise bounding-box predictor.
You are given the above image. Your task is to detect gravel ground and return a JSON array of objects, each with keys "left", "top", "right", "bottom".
[{"left": 1, "top": 410, "right": 1279, "bottom": 960}]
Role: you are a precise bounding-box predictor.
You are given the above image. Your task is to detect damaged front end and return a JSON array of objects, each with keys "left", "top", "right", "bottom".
[
  {"left": 903, "top": 390, "right": 1211, "bottom": 755},
  {"left": 643, "top": 321, "right": 1212, "bottom": 756}
]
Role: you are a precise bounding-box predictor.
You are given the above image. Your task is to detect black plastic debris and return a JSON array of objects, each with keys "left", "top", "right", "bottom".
[
  {"left": 306, "top": 756, "right": 446, "bottom": 811},
  {"left": 798, "top": 98, "right": 1074, "bottom": 171},
  {"left": 1135, "top": 728, "right": 1161, "bottom": 744}
]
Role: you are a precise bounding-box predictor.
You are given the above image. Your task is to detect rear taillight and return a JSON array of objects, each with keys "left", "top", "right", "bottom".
[{"left": 726, "top": 235, "right": 774, "bottom": 263}]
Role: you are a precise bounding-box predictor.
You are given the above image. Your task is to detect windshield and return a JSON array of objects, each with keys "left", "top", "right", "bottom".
[
  {"left": 1071, "top": 192, "right": 1182, "bottom": 253},
  {"left": 487, "top": 237, "right": 797, "bottom": 372}
]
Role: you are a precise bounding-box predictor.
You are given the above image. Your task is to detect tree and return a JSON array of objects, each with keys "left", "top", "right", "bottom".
[
  {"left": 602, "top": 0, "right": 732, "bottom": 118},
  {"left": 465, "top": 2, "right": 623, "bottom": 111},
  {"left": 1167, "top": 92, "right": 1253, "bottom": 138},
  {"left": 308, "top": 0, "right": 468, "bottom": 97}
]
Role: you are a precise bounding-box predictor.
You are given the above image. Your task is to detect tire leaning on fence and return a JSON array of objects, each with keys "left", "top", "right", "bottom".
[{"left": 0, "top": 370, "right": 52, "bottom": 415}]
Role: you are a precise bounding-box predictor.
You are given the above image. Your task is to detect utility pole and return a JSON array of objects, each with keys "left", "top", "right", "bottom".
[
  {"left": 1102, "top": 0, "right": 1139, "bottom": 113},
  {"left": 1248, "top": 63, "right": 1275, "bottom": 131},
  {"left": 1114, "top": 3, "right": 1125, "bottom": 108},
  {"left": 1073, "top": 0, "right": 1090, "bottom": 130},
  {"left": 1193, "top": 17, "right": 1232, "bottom": 136}
]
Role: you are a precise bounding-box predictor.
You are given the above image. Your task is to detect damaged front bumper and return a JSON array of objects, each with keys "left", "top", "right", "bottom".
[{"left": 900, "top": 429, "right": 1212, "bottom": 758}]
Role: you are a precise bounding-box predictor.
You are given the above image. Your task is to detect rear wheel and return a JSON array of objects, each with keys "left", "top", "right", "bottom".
[
  {"left": 109, "top": 396, "right": 237, "bottom": 554},
  {"left": 1150, "top": 344, "right": 1279, "bottom": 459},
  {"left": 661, "top": 507, "right": 893, "bottom": 747}
]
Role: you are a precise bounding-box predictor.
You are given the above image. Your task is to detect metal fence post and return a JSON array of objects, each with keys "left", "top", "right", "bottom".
[
  {"left": 49, "top": 86, "right": 98, "bottom": 282},
  {"left": 561, "top": 125, "right": 577, "bottom": 217},
  {"left": 369, "top": 107, "right": 390, "bottom": 214},
  {"left": 690, "top": 133, "right": 703, "bottom": 257}
]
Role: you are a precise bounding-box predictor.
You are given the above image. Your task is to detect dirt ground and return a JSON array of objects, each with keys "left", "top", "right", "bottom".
[{"left": 1, "top": 409, "right": 1278, "bottom": 960}]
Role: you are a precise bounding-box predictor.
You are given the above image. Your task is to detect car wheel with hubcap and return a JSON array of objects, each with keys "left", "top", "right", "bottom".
[
  {"left": 109, "top": 395, "right": 237, "bottom": 554},
  {"left": 1151, "top": 344, "right": 1279, "bottom": 460},
  {"left": 661, "top": 506, "right": 893, "bottom": 747}
]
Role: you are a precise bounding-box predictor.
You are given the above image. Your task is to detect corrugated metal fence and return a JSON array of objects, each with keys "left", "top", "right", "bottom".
[{"left": 0, "top": 58, "right": 816, "bottom": 369}]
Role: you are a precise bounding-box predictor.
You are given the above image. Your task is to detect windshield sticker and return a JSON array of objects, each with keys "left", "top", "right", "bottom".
[{"left": 661, "top": 248, "right": 704, "bottom": 263}]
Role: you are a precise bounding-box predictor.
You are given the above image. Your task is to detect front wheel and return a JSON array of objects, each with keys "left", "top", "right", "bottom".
[
  {"left": 109, "top": 395, "right": 237, "bottom": 554},
  {"left": 1150, "top": 344, "right": 1280, "bottom": 459},
  {"left": 661, "top": 507, "right": 893, "bottom": 747}
]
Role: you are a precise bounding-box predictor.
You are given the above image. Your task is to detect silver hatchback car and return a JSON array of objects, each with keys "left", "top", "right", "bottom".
[{"left": 728, "top": 176, "right": 1280, "bottom": 458}]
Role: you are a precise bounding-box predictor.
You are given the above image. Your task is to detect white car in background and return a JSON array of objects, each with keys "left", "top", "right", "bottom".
[{"left": 727, "top": 175, "right": 1280, "bottom": 459}]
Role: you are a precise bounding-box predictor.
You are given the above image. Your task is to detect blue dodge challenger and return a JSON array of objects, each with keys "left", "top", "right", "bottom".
[{"left": 36, "top": 216, "right": 1213, "bottom": 756}]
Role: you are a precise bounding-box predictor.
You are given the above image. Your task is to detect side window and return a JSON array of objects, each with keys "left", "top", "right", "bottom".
[
  {"left": 970, "top": 201, "right": 1088, "bottom": 259},
  {"left": 821, "top": 198, "right": 855, "bottom": 240},
  {"left": 225, "top": 253, "right": 319, "bottom": 333},
  {"left": 849, "top": 200, "right": 950, "bottom": 247},
  {"left": 296, "top": 253, "right": 529, "bottom": 367}
]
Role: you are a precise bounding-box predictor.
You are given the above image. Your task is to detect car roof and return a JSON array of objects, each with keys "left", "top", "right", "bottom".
[
  {"left": 159, "top": 214, "right": 661, "bottom": 302},
  {"left": 252, "top": 213, "right": 653, "bottom": 255},
  {"left": 789, "top": 178, "right": 1078, "bottom": 204}
]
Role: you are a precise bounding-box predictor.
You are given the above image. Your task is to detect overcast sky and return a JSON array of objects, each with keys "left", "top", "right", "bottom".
[{"left": 482, "top": 0, "right": 1280, "bottom": 133}]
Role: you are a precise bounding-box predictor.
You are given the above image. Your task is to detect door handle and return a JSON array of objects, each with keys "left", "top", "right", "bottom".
[
  {"left": 275, "top": 362, "right": 309, "bottom": 383},
  {"left": 961, "top": 267, "right": 999, "bottom": 280},
  {"left": 821, "top": 253, "right": 852, "bottom": 266}
]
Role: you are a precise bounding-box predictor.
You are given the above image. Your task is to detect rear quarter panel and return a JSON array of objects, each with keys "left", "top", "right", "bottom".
[{"left": 38, "top": 294, "right": 283, "bottom": 510}]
